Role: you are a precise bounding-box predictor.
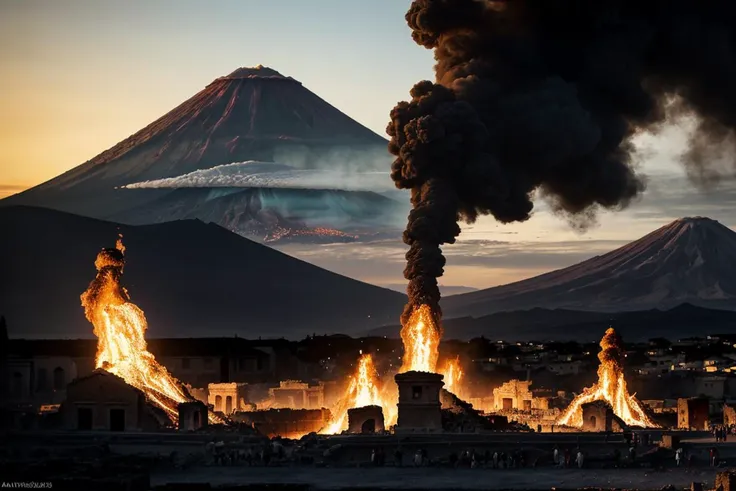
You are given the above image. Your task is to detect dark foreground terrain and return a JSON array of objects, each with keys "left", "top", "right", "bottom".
[{"left": 1, "top": 430, "right": 730, "bottom": 490}]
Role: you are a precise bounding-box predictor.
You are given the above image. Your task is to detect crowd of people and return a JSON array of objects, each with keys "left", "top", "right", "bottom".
[
  {"left": 196, "top": 429, "right": 731, "bottom": 470},
  {"left": 203, "top": 440, "right": 289, "bottom": 467}
]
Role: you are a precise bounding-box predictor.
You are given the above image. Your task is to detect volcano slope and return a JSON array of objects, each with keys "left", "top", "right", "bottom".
[
  {"left": 0, "top": 206, "right": 406, "bottom": 339},
  {"left": 443, "top": 217, "right": 736, "bottom": 318},
  {"left": 1, "top": 66, "right": 397, "bottom": 242}
]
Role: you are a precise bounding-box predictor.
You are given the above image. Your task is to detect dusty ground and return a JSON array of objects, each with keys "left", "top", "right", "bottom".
[{"left": 151, "top": 466, "right": 717, "bottom": 490}]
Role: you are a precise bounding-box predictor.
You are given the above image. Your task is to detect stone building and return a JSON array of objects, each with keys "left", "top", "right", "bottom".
[
  {"left": 347, "top": 405, "right": 384, "bottom": 434},
  {"left": 268, "top": 380, "right": 325, "bottom": 409},
  {"left": 6, "top": 339, "right": 96, "bottom": 409},
  {"left": 395, "top": 371, "right": 444, "bottom": 432},
  {"left": 492, "top": 379, "right": 549, "bottom": 411},
  {"left": 4, "top": 337, "right": 306, "bottom": 409},
  {"left": 62, "top": 370, "right": 165, "bottom": 431},
  {"left": 231, "top": 408, "right": 331, "bottom": 438},
  {"left": 178, "top": 401, "right": 208, "bottom": 432},
  {"left": 725, "top": 403, "right": 736, "bottom": 427},
  {"left": 581, "top": 401, "right": 627, "bottom": 432},
  {"left": 493, "top": 380, "right": 532, "bottom": 411},
  {"left": 678, "top": 397, "right": 710, "bottom": 430},
  {"left": 208, "top": 382, "right": 248, "bottom": 415}
]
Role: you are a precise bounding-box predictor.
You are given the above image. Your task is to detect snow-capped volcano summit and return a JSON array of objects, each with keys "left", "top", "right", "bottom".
[{"left": 443, "top": 217, "right": 736, "bottom": 316}]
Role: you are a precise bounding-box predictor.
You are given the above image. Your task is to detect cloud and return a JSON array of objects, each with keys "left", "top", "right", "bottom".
[
  {"left": 122, "top": 160, "right": 396, "bottom": 192},
  {"left": 276, "top": 236, "right": 627, "bottom": 290}
]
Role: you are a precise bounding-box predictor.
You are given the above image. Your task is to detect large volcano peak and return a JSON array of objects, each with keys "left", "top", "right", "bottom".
[{"left": 2, "top": 65, "right": 388, "bottom": 219}]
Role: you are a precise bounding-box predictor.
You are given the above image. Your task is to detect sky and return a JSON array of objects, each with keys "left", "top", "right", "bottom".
[{"left": 2, "top": 0, "right": 736, "bottom": 292}]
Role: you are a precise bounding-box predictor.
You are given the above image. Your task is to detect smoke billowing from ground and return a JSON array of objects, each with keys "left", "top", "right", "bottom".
[{"left": 388, "top": 0, "right": 736, "bottom": 325}]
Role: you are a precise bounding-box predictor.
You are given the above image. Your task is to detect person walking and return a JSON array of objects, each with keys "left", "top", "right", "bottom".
[
  {"left": 553, "top": 446, "right": 559, "bottom": 467},
  {"left": 676, "top": 447, "right": 683, "bottom": 467},
  {"left": 576, "top": 450, "right": 585, "bottom": 469}
]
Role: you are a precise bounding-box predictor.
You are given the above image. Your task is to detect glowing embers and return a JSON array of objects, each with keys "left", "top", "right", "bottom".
[
  {"left": 556, "top": 328, "right": 658, "bottom": 428},
  {"left": 81, "top": 236, "right": 220, "bottom": 425},
  {"left": 322, "top": 353, "right": 382, "bottom": 434},
  {"left": 399, "top": 304, "right": 441, "bottom": 373}
]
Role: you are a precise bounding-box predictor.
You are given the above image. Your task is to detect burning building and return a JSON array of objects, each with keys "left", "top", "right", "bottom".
[
  {"left": 322, "top": 353, "right": 384, "bottom": 434},
  {"left": 80, "top": 236, "right": 220, "bottom": 425},
  {"left": 62, "top": 369, "right": 168, "bottom": 431},
  {"left": 557, "top": 328, "right": 658, "bottom": 429}
]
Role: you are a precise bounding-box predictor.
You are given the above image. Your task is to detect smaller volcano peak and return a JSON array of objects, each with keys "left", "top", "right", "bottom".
[{"left": 220, "top": 65, "right": 300, "bottom": 84}]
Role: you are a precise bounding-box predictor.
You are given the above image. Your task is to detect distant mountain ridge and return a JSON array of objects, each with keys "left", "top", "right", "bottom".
[
  {"left": 367, "top": 303, "right": 736, "bottom": 342},
  {"left": 0, "top": 206, "right": 406, "bottom": 339},
  {"left": 443, "top": 217, "right": 736, "bottom": 317}
]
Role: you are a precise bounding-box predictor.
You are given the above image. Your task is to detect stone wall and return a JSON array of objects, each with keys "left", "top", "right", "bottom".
[
  {"left": 231, "top": 408, "right": 331, "bottom": 438},
  {"left": 268, "top": 380, "right": 325, "bottom": 409},
  {"left": 347, "top": 405, "right": 384, "bottom": 434},
  {"left": 582, "top": 401, "right": 613, "bottom": 432},
  {"left": 677, "top": 397, "right": 709, "bottom": 430}
]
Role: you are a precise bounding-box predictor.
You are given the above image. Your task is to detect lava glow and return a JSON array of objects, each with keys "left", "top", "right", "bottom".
[
  {"left": 81, "top": 237, "right": 219, "bottom": 424},
  {"left": 399, "top": 304, "right": 441, "bottom": 373},
  {"left": 440, "top": 356, "right": 463, "bottom": 396},
  {"left": 556, "top": 328, "right": 658, "bottom": 428},
  {"left": 322, "top": 353, "right": 382, "bottom": 434}
]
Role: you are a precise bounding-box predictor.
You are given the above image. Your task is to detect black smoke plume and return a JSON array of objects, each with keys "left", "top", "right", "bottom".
[{"left": 388, "top": 0, "right": 736, "bottom": 325}]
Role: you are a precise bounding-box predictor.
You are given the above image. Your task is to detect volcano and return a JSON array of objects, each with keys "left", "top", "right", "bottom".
[
  {"left": 2, "top": 66, "right": 399, "bottom": 243},
  {"left": 443, "top": 217, "right": 736, "bottom": 317}
]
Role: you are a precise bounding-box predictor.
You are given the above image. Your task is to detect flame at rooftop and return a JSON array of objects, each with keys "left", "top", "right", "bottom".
[
  {"left": 80, "top": 236, "right": 221, "bottom": 424},
  {"left": 556, "top": 328, "right": 658, "bottom": 429}
]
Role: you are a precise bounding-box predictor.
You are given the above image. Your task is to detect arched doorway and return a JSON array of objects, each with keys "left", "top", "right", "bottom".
[
  {"left": 225, "top": 395, "right": 233, "bottom": 414},
  {"left": 361, "top": 418, "right": 376, "bottom": 434},
  {"left": 589, "top": 415, "right": 597, "bottom": 429},
  {"left": 215, "top": 395, "right": 222, "bottom": 412}
]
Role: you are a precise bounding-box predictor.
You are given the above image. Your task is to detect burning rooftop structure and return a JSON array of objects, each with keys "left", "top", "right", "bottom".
[
  {"left": 81, "top": 236, "right": 220, "bottom": 425},
  {"left": 321, "top": 313, "right": 465, "bottom": 434},
  {"left": 557, "top": 328, "right": 658, "bottom": 429}
]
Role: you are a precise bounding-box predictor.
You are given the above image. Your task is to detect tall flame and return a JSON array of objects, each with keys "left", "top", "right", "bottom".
[
  {"left": 321, "top": 304, "right": 444, "bottom": 434},
  {"left": 400, "top": 304, "right": 441, "bottom": 373},
  {"left": 440, "top": 356, "right": 463, "bottom": 396},
  {"left": 81, "top": 237, "right": 219, "bottom": 424},
  {"left": 556, "top": 328, "right": 658, "bottom": 428},
  {"left": 322, "top": 353, "right": 381, "bottom": 434}
]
